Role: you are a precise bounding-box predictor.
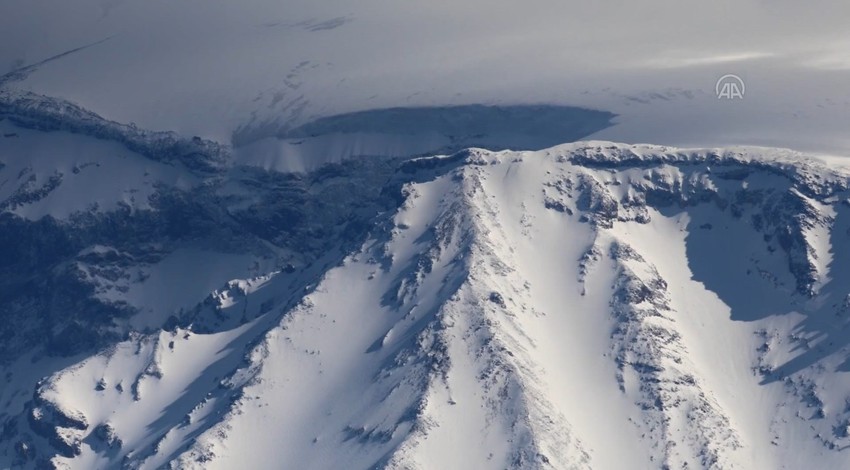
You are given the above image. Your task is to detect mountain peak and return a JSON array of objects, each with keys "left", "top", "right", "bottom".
[{"left": 6, "top": 143, "right": 850, "bottom": 469}]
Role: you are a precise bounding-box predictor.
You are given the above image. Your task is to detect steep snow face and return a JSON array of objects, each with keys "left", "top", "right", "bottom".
[{"left": 13, "top": 142, "right": 850, "bottom": 469}]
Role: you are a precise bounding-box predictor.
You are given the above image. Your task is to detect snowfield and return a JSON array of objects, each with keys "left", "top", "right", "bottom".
[{"left": 7, "top": 140, "right": 850, "bottom": 469}]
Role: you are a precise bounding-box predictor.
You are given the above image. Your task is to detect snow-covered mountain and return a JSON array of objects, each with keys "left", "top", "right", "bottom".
[
  {"left": 3, "top": 0, "right": 850, "bottom": 154},
  {"left": 5, "top": 104, "right": 850, "bottom": 469},
  {"left": 4, "top": 2, "right": 850, "bottom": 469}
]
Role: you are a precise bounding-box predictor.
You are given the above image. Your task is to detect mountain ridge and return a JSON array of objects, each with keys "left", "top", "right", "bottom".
[{"left": 4, "top": 139, "right": 850, "bottom": 469}]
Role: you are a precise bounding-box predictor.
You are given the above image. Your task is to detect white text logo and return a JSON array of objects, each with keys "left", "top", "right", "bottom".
[{"left": 716, "top": 74, "right": 745, "bottom": 100}]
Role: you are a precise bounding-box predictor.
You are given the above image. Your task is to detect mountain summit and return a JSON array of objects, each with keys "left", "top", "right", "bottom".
[{"left": 6, "top": 140, "right": 850, "bottom": 469}]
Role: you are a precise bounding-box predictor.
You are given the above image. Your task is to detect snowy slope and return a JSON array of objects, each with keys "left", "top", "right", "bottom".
[{"left": 9, "top": 142, "right": 850, "bottom": 469}]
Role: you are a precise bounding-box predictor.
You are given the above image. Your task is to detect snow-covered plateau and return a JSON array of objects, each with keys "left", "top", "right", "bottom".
[{"left": 2, "top": 0, "right": 850, "bottom": 154}]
